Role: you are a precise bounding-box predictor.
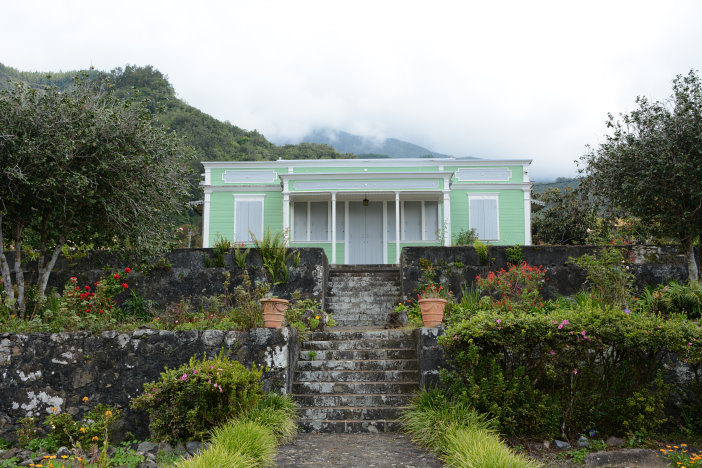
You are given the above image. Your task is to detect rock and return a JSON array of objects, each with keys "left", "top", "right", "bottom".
[
  {"left": 137, "top": 441, "right": 158, "bottom": 455},
  {"left": 554, "top": 439, "right": 572, "bottom": 450},
  {"left": 137, "top": 461, "right": 159, "bottom": 468},
  {"left": 542, "top": 440, "right": 550, "bottom": 449},
  {"left": 158, "top": 441, "right": 173, "bottom": 454},
  {"left": 585, "top": 448, "right": 669, "bottom": 467},
  {"left": 386, "top": 308, "right": 408, "bottom": 328},
  {"left": 606, "top": 436, "right": 626, "bottom": 447},
  {"left": 0, "top": 448, "right": 20, "bottom": 460},
  {"left": 301, "top": 308, "right": 328, "bottom": 332},
  {"left": 578, "top": 435, "right": 591, "bottom": 448},
  {"left": 186, "top": 441, "right": 204, "bottom": 456},
  {"left": 57, "top": 446, "right": 72, "bottom": 458},
  {"left": 145, "top": 452, "right": 157, "bottom": 461}
]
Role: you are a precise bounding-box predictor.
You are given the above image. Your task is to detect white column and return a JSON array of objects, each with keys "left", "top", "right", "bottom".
[
  {"left": 443, "top": 190, "right": 451, "bottom": 246},
  {"left": 344, "top": 201, "right": 349, "bottom": 264},
  {"left": 282, "top": 193, "right": 290, "bottom": 246},
  {"left": 331, "top": 192, "right": 337, "bottom": 264},
  {"left": 523, "top": 188, "right": 532, "bottom": 246},
  {"left": 395, "top": 191, "right": 401, "bottom": 263},
  {"left": 202, "top": 191, "right": 211, "bottom": 248}
]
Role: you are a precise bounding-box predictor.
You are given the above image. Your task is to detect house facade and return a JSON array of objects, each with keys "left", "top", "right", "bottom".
[{"left": 201, "top": 158, "right": 532, "bottom": 264}]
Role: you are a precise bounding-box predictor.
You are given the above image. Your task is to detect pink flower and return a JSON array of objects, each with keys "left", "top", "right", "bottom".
[
  {"left": 193, "top": 369, "right": 198, "bottom": 374},
  {"left": 549, "top": 350, "right": 555, "bottom": 355},
  {"left": 496, "top": 319, "right": 501, "bottom": 324},
  {"left": 581, "top": 330, "right": 587, "bottom": 337},
  {"left": 181, "top": 373, "right": 188, "bottom": 381},
  {"left": 562, "top": 319, "right": 569, "bottom": 325},
  {"left": 558, "top": 324, "right": 563, "bottom": 330},
  {"left": 573, "top": 369, "right": 578, "bottom": 375}
]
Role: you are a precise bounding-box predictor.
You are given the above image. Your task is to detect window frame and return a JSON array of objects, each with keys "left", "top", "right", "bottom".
[
  {"left": 468, "top": 194, "right": 500, "bottom": 242},
  {"left": 233, "top": 194, "right": 265, "bottom": 243}
]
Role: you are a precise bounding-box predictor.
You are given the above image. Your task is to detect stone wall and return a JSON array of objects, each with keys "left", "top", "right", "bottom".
[
  {"left": 0, "top": 328, "right": 298, "bottom": 442},
  {"left": 401, "top": 245, "right": 692, "bottom": 300},
  {"left": 9, "top": 247, "right": 327, "bottom": 308}
]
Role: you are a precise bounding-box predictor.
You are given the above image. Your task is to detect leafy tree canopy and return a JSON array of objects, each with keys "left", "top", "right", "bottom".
[
  {"left": 0, "top": 73, "right": 193, "bottom": 313},
  {"left": 532, "top": 187, "right": 596, "bottom": 245},
  {"left": 579, "top": 69, "right": 702, "bottom": 282}
]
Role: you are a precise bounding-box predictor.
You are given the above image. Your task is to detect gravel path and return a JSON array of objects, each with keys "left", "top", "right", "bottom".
[{"left": 276, "top": 433, "right": 444, "bottom": 468}]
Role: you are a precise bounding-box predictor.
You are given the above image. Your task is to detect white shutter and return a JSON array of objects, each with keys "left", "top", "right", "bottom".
[
  {"left": 310, "top": 202, "right": 329, "bottom": 241},
  {"left": 293, "top": 202, "right": 307, "bottom": 241},
  {"left": 235, "top": 199, "right": 263, "bottom": 242},
  {"left": 403, "top": 201, "right": 422, "bottom": 241},
  {"left": 387, "top": 203, "right": 396, "bottom": 241},
  {"left": 424, "top": 201, "right": 438, "bottom": 241},
  {"left": 469, "top": 196, "right": 499, "bottom": 241}
]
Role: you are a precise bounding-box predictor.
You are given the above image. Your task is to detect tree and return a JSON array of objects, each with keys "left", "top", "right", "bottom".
[
  {"left": 532, "top": 187, "right": 597, "bottom": 245},
  {"left": 0, "top": 73, "right": 193, "bottom": 313},
  {"left": 579, "top": 70, "right": 702, "bottom": 282}
]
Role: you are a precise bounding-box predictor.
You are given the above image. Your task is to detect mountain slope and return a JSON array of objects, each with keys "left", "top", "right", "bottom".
[{"left": 299, "top": 128, "right": 467, "bottom": 159}]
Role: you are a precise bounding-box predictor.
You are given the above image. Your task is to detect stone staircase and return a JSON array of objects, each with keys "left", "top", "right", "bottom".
[
  {"left": 293, "top": 329, "right": 419, "bottom": 433},
  {"left": 325, "top": 265, "right": 401, "bottom": 327}
]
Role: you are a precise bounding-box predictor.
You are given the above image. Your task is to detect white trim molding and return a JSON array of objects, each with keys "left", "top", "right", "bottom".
[
  {"left": 523, "top": 189, "right": 532, "bottom": 246},
  {"left": 222, "top": 170, "right": 277, "bottom": 184},
  {"left": 203, "top": 191, "right": 211, "bottom": 248}
]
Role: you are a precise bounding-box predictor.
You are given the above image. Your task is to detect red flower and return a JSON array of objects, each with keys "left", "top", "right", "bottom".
[
  {"left": 113, "top": 274, "right": 120, "bottom": 279},
  {"left": 85, "top": 285, "right": 90, "bottom": 291},
  {"left": 122, "top": 283, "right": 128, "bottom": 289},
  {"left": 124, "top": 267, "right": 131, "bottom": 273}
]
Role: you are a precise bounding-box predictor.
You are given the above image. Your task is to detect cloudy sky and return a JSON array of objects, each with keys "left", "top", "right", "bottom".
[{"left": 2, "top": 0, "right": 701, "bottom": 180}]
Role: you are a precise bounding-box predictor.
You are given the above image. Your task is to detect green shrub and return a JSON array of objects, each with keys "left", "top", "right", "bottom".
[
  {"left": 475, "top": 262, "right": 546, "bottom": 310},
  {"left": 473, "top": 240, "right": 489, "bottom": 265},
  {"left": 443, "top": 427, "right": 541, "bottom": 468},
  {"left": 209, "top": 420, "right": 277, "bottom": 467},
  {"left": 251, "top": 228, "right": 293, "bottom": 284},
  {"left": 131, "top": 350, "right": 264, "bottom": 443},
  {"left": 505, "top": 244, "right": 523, "bottom": 266},
  {"left": 636, "top": 281, "right": 702, "bottom": 319},
  {"left": 174, "top": 444, "right": 256, "bottom": 468},
  {"left": 453, "top": 228, "right": 478, "bottom": 246},
  {"left": 568, "top": 247, "right": 634, "bottom": 307},
  {"left": 439, "top": 306, "right": 702, "bottom": 439},
  {"left": 236, "top": 394, "right": 298, "bottom": 444}
]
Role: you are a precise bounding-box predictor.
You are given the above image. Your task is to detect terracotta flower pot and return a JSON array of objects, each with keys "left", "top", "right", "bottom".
[
  {"left": 418, "top": 298, "right": 446, "bottom": 327},
  {"left": 260, "top": 298, "right": 289, "bottom": 328}
]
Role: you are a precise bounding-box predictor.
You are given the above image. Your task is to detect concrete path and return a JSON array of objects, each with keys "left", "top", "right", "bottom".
[{"left": 276, "top": 433, "right": 443, "bottom": 468}]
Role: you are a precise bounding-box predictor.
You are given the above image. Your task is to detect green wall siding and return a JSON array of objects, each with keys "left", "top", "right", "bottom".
[
  {"left": 449, "top": 189, "right": 525, "bottom": 245},
  {"left": 208, "top": 192, "right": 283, "bottom": 246}
]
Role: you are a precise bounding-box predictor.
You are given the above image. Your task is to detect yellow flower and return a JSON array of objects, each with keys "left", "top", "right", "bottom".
[
  {"left": 79, "top": 427, "right": 86, "bottom": 433},
  {"left": 82, "top": 396, "right": 89, "bottom": 403},
  {"left": 51, "top": 407, "right": 58, "bottom": 414},
  {"left": 91, "top": 436, "right": 99, "bottom": 442},
  {"left": 60, "top": 456, "right": 68, "bottom": 459},
  {"left": 315, "top": 316, "right": 319, "bottom": 320},
  {"left": 105, "top": 410, "right": 113, "bottom": 418}
]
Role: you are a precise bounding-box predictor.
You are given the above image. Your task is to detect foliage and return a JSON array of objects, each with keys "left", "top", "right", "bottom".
[
  {"left": 661, "top": 444, "right": 702, "bottom": 467},
  {"left": 44, "top": 402, "right": 121, "bottom": 448},
  {"left": 453, "top": 228, "right": 478, "bottom": 246},
  {"left": 579, "top": 69, "right": 702, "bottom": 282},
  {"left": 474, "top": 240, "right": 489, "bottom": 265},
  {"left": 233, "top": 243, "right": 249, "bottom": 269},
  {"left": 401, "top": 389, "right": 541, "bottom": 468},
  {"left": 251, "top": 228, "right": 293, "bottom": 284},
  {"left": 635, "top": 280, "right": 702, "bottom": 319},
  {"left": 475, "top": 262, "right": 546, "bottom": 310},
  {"left": 417, "top": 283, "right": 447, "bottom": 300},
  {"left": 174, "top": 444, "right": 257, "bottom": 468},
  {"left": 532, "top": 187, "right": 597, "bottom": 245},
  {"left": 15, "top": 417, "right": 36, "bottom": 448},
  {"left": 208, "top": 420, "right": 277, "bottom": 467},
  {"left": 439, "top": 306, "right": 702, "bottom": 439},
  {"left": 130, "top": 350, "right": 264, "bottom": 443},
  {"left": 568, "top": 247, "right": 634, "bottom": 308},
  {"left": 210, "top": 235, "right": 232, "bottom": 268},
  {"left": 504, "top": 244, "right": 523, "bottom": 265},
  {"left": 233, "top": 394, "right": 298, "bottom": 444},
  {"left": 0, "top": 72, "right": 193, "bottom": 315}
]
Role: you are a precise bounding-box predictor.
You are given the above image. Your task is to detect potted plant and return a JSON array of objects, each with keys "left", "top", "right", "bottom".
[
  {"left": 417, "top": 284, "right": 447, "bottom": 327},
  {"left": 260, "top": 295, "right": 289, "bottom": 328}
]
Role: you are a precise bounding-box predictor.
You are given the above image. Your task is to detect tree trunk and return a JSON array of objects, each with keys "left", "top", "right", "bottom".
[
  {"left": 0, "top": 214, "right": 14, "bottom": 307},
  {"left": 13, "top": 227, "right": 25, "bottom": 314},
  {"left": 686, "top": 236, "right": 700, "bottom": 284},
  {"left": 37, "top": 238, "right": 64, "bottom": 301}
]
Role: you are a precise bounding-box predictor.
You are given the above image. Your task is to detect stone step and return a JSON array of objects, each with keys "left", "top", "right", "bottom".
[
  {"left": 292, "top": 381, "right": 419, "bottom": 395},
  {"left": 297, "top": 359, "right": 418, "bottom": 371},
  {"left": 299, "top": 348, "right": 417, "bottom": 361},
  {"left": 298, "top": 419, "right": 402, "bottom": 433},
  {"left": 307, "top": 330, "right": 414, "bottom": 341},
  {"left": 302, "top": 338, "right": 415, "bottom": 351},
  {"left": 298, "top": 406, "right": 405, "bottom": 421},
  {"left": 293, "top": 393, "right": 414, "bottom": 408},
  {"left": 295, "top": 370, "right": 419, "bottom": 382}
]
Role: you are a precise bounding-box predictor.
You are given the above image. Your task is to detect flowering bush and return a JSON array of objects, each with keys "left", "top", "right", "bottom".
[
  {"left": 439, "top": 306, "right": 702, "bottom": 439},
  {"left": 60, "top": 267, "right": 132, "bottom": 318},
  {"left": 417, "top": 283, "right": 447, "bottom": 300},
  {"left": 44, "top": 402, "right": 121, "bottom": 448},
  {"left": 569, "top": 247, "right": 634, "bottom": 307},
  {"left": 131, "top": 350, "right": 263, "bottom": 443},
  {"left": 475, "top": 261, "right": 545, "bottom": 310}
]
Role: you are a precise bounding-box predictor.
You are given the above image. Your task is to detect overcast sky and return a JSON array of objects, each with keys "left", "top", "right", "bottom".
[{"left": 2, "top": 0, "right": 701, "bottom": 180}]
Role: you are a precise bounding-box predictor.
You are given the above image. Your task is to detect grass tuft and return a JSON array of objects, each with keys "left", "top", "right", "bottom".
[
  {"left": 209, "top": 420, "right": 277, "bottom": 467},
  {"left": 173, "top": 444, "right": 257, "bottom": 468},
  {"left": 236, "top": 393, "right": 298, "bottom": 444}
]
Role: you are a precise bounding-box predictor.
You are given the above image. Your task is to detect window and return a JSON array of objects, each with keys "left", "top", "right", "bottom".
[
  {"left": 401, "top": 201, "right": 439, "bottom": 241},
  {"left": 234, "top": 196, "right": 264, "bottom": 242},
  {"left": 292, "top": 201, "right": 330, "bottom": 241},
  {"left": 469, "top": 195, "right": 499, "bottom": 241}
]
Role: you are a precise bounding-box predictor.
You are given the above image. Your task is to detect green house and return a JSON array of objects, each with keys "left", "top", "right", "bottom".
[{"left": 201, "top": 158, "right": 532, "bottom": 264}]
